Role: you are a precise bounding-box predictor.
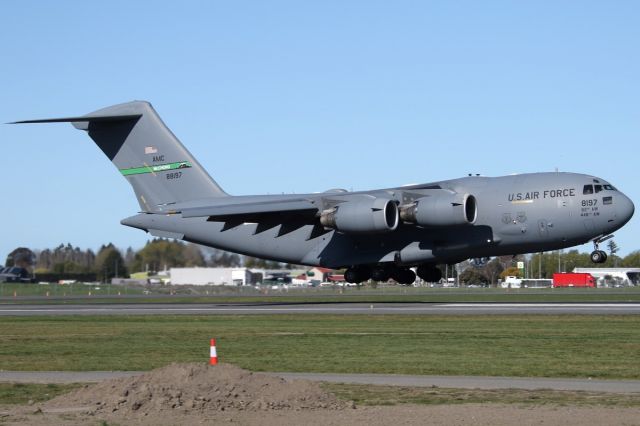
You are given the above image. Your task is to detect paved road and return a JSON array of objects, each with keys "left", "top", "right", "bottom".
[
  {"left": 1, "top": 370, "right": 638, "bottom": 393},
  {"left": 0, "top": 302, "right": 639, "bottom": 316},
  {"left": 271, "top": 372, "right": 640, "bottom": 393}
]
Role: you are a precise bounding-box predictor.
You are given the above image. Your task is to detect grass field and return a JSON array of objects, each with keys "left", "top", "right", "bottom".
[
  {"left": 2, "top": 285, "right": 640, "bottom": 303},
  {"left": 0, "top": 383, "right": 80, "bottom": 405},
  {"left": 1, "top": 315, "right": 639, "bottom": 379},
  {"left": 322, "top": 383, "right": 640, "bottom": 407},
  {"left": 0, "top": 282, "right": 144, "bottom": 297}
]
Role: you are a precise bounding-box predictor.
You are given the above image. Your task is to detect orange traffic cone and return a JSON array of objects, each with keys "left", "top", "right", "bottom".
[{"left": 210, "top": 339, "right": 218, "bottom": 365}]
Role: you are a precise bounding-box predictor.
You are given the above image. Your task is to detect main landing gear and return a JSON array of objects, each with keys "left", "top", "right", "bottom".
[
  {"left": 344, "top": 264, "right": 417, "bottom": 285},
  {"left": 344, "top": 263, "right": 442, "bottom": 285},
  {"left": 590, "top": 235, "right": 613, "bottom": 264}
]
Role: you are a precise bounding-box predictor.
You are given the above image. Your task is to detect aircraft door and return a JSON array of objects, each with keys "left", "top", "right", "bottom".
[
  {"left": 602, "top": 195, "right": 616, "bottom": 223},
  {"left": 537, "top": 219, "right": 548, "bottom": 237}
]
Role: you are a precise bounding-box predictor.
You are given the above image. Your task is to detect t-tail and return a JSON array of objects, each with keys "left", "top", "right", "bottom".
[{"left": 13, "top": 101, "right": 228, "bottom": 212}]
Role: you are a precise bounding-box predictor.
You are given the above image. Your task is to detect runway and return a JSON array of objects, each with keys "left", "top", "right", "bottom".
[
  {"left": 1, "top": 370, "right": 638, "bottom": 393},
  {"left": 0, "top": 302, "right": 639, "bottom": 315}
]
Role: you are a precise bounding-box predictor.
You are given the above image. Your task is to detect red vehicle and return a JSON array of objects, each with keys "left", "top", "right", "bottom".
[{"left": 553, "top": 273, "right": 596, "bottom": 288}]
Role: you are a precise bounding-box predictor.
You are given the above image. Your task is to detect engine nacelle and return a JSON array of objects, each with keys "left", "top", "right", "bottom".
[
  {"left": 400, "top": 193, "right": 477, "bottom": 226},
  {"left": 320, "top": 197, "right": 399, "bottom": 234}
]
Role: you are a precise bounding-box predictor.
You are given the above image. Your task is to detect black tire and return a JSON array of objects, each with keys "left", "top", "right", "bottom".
[
  {"left": 598, "top": 250, "right": 608, "bottom": 263},
  {"left": 345, "top": 266, "right": 371, "bottom": 283},
  {"left": 416, "top": 265, "right": 442, "bottom": 282},
  {"left": 391, "top": 269, "right": 413, "bottom": 285},
  {"left": 371, "top": 267, "right": 390, "bottom": 282},
  {"left": 590, "top": 250, "right": 603, "bottom": 263},
  {"left": 429, "top": 267, "right": 443, "bottom": 282},
  {"left": 400, "top": 269, "right": 416, "bottom": 285},
  {"left": 344, "top": 269, "right": 359, "bottom": 284}
]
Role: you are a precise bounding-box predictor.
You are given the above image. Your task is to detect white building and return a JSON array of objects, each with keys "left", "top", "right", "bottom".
[
  {"left": 170, "top": 267, "right": 253, "bottom": 286},
  {"left": 573, "top": 268, "right": 640, "bottom": 287}
]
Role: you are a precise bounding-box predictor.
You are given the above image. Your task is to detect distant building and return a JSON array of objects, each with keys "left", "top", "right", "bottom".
[
  {"left": 572, "top": 268, "right": 640, "bottom": 287},
  {"left": 170, "top": 267, "right": 256, "bottom": 286},
  {"left": 306, "top": 267, "right": 334, "bottom": 282}
]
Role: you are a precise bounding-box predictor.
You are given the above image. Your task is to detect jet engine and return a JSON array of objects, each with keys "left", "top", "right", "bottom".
[
  {"left": 320, "top": 197, "right": 399, "bottom": 234},
  {"left": 400, "top": 192, "right": 477, "bottom": 226}
]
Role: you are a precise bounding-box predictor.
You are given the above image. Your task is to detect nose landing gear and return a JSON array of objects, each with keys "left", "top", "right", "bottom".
[{"left": 590, "top": 235, "right": 613, "bottom": 264}]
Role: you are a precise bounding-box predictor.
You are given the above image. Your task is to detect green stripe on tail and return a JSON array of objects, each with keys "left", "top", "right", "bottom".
[{"left": 120, "top": 161, "right": 192, "bottom": 176}]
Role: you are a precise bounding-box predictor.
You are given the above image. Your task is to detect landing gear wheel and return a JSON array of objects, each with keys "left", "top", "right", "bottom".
[
  {"left": 590, "top": 250, "right": 607, "bottom": 264},
  {"left": 416, "top": 265, "right": 442, "bottom": 283},
  {"left": 344, "top": 269, "right": 360, "bottom": 284},
  {"left": 345, "top": 266, "right": 371, "bottom": 284},
  {"left": 392, "top": 269, "right": 416, "bottom": 285},
  {"left": 598, "top": 250, "right": 608, "bottom": 263},
  {"left": 371, "top": 267, "right": 390, "bottom": 282}
]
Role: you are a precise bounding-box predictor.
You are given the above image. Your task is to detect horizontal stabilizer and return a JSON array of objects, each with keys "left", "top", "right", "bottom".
[{"left": 10, "top": 114, "right": 142, "bottom": 125}]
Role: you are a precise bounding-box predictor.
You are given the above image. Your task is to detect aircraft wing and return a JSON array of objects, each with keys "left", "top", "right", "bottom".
[
  {"left": 179, "top": 198, "right": 322, "bottom": 236},
  {"left": 180, "top": 198, "right": 319, "bottom": 220}
]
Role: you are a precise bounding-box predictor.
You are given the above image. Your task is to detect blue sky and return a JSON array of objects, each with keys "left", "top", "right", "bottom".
[{"left": 1, "top": 1, "right": 638, "bottom": 262}]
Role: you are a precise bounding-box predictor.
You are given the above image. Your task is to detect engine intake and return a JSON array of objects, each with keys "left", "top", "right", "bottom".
[
  {"left": 320, "top": 197, "right": 399, "bottom": 234},
  {"left": 400, "top": 193, "right": 477, "bottom": 226}
]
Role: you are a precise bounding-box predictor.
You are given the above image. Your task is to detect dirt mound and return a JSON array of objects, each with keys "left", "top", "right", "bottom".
[{"left": 46, "top": 363, "right": 348, "bottom": 416}]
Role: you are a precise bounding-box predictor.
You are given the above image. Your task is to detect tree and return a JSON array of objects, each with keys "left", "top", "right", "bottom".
[
  {"left": 95, "top": 243, "right": 127, "bottom": 282},
  {"left": 607, "top": 240, "right": 620, "bottom": 267},
  {"left": 124, "top": 247, "right": 136, "bottom": 270},
  {"left": 480, "top": 258, "right": 505, "bottom": 286},
  {"left": 561, "top": 250, "right": 591, "bottom": 273},
  {"left": 459, "top": 268, "right": 489, "bottom": 285},
  {"left": 35, "top": 244, "right": 95, "bottom": 273},
  {"left": 210, "top": 251, "right": 241, "bottom": 267},
  {"left": 528, "top": 252, "right": 567, "bottom": 278},
  {"left": 500, "top": 266, "right": 522, "bottom": 279},
  {"left": 622, "top": 251, "right": 640, "bottom": 267},
  {"left": 52, "top": 261, "right": 86, "bottom": 274},
  {"left": 130, "top": 239, "right": 204, "bottom": 273},
  {"left": 244, "top": 256, "right": 267, "bottom": 268},
  {"left": 183, "top": 243, "right": 206, "bottom": 267},
  {"left": 5, "top": 247, "right": 36, "bottom": 270}
]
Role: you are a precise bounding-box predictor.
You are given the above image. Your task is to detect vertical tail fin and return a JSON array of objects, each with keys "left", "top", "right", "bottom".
[{"left": 14, "top": 101, "right": 227, "bottom": 212}]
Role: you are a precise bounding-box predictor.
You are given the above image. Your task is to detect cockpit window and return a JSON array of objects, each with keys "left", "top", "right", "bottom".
[
  {"left": 603, "top": 184, "right": 616, "bottom": 191},
  {"left": 594, "top": 184, "right": 603, "bottom": 193},
  {"left": 583, "top": 184, "right": 594, "bottom": 195}
]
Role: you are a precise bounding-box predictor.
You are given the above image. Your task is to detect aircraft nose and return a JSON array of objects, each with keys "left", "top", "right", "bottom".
[{"left": 618, "top": 193, "right": 635, "bottom": 225}]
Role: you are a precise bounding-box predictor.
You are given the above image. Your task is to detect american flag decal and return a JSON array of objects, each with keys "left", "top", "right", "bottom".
[{"left": 144, "top": 146, "right": 158, "bottom": 154}]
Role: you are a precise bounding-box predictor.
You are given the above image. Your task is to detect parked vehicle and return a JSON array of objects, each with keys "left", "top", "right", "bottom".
[
  {"left": 501, "top": 276, "right": 523, "bottom": 288},
  {"left": 552, "top": 273, "right": 596, "bottom": 288},
  {"left": 0, "top": 267, "right": 33, "bottom": 283}
]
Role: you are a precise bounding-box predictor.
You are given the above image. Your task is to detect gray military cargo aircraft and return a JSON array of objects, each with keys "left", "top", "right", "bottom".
[{"left": 14, "top": 101, "right": 635, "bottom": 284}]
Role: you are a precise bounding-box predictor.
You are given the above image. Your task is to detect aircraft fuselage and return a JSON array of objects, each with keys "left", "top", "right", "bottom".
[{"left": 122, "top": 172, "right": 634, "bottom": 269}]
